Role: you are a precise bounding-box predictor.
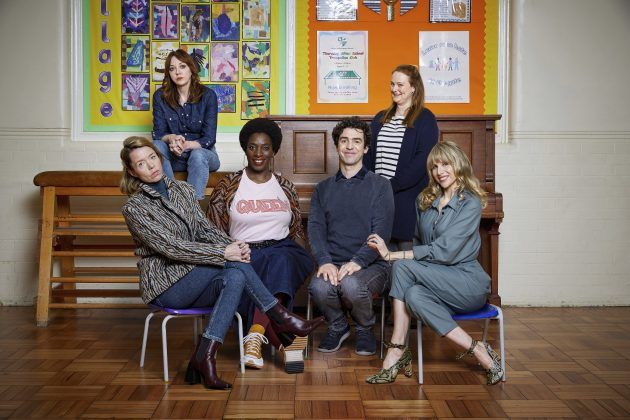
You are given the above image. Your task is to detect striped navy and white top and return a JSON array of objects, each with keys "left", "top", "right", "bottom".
[{"left": 374, "top": 115, "right": 406, "bottom": 179}]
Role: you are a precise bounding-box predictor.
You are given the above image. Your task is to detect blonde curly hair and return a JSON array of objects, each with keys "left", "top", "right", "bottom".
[{"left": 418, "top": 141, "right": 487, "bottom": 211}]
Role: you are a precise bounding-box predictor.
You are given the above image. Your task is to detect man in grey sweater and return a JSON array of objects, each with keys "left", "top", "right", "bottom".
[{"left": 308, "top": 117, "right": 394, "bottom": 356}]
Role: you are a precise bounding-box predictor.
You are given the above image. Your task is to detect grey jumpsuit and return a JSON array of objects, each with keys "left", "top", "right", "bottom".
[{"left": 389, "top": 191, "right": 491, "bottom": 336}]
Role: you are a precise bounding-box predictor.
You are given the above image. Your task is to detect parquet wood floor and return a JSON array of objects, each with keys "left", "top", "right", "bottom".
[{"left": 1, "top": 306, "right": 630, "bottom": 419}]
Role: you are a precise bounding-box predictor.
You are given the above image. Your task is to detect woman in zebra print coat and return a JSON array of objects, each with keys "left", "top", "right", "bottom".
[{"left": 120, "top": 136, "right": 324, "bottom": 390}]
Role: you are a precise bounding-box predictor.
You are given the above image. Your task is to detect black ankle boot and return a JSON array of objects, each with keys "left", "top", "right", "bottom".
[
  {"left": 187, "top": 337, "right": 232, "bottom": 390},
  {"left": 266, "top": 303, "right": 325, "bottom": 347}
]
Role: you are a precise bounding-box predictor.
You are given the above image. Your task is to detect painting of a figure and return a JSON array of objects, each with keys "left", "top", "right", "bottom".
[
  {"left": 181, "top": 44, "right": 210, "bottom": 82},
  {"left": 207, "top": 84, "right": 237, "bottom": 113},
  {"left": 122, "top": 74, "right": 150, "bottom": 110},
  {"left": 241, "top": 80, "right": 270, "bottom": 119},
  {"left": 122, "top": 35, "right": 149, "bottom": 72},
  {"left": 243, "top": 0, "right": 270, "bottom": 39},
  {"left": 181, "top": 4, "right": 211, "bottom": 42},
  {"left": 151, "top": 41, "right": 178, "bottom": 82},
  {"left": 211, "top": 3, "right": 240, "bottom": 41},
  {"left": 211, "top": 42, "right": 239, "bottom": 82},
  {"left": 122, "top": 0, "right": 149, "bottom": 34},
  {"left": 242, "top": 41, "right": 270, "bottom": 79},
  {"left": 153, "top": 4, "right": 178, "bottom": 40}
]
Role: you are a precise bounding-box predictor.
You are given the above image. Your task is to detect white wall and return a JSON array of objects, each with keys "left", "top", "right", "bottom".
[
  {"left": 0, "top": 0, "right": 628, "bottom": 306},
  {"left": 497, "top": 0, "right": 630, "bottom": 305}
]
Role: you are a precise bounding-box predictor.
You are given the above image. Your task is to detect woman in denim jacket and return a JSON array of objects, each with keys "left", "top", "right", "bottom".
[{"left": 152, "top": 49, "right": 220, "bottom": 199}]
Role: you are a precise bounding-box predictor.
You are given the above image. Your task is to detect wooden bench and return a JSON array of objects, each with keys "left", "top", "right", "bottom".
[{"left": 33, "top": 171, "right": 229, "bottom": 326}]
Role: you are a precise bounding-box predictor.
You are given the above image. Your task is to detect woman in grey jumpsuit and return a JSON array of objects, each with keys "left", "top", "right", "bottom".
[{"left": 365, "top": 141, "right": 504, "bottom": 385}]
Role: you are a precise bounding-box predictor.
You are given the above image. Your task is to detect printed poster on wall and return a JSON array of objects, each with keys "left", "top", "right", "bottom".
[
  {"left": 419, "top": 31, "right": 469, "bottom": 103},
  {"left": 317, "top": 31, "right": 368, "bottom": 103}
]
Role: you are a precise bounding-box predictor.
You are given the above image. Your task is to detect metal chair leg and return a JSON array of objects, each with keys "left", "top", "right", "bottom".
[
  {"left": 380, "top": 296, "right": 386, "bottom": 360},
  {"left": 305, "top": 294, "right": 312, "bottom": 360},
  {"left": 417, "top": 319, "right": 423, "bottom": 384},
  {"left": 235, "top": 312, "right": 245, "bottom": 374},
  {"left": 140, "top": 311, "right": 157, "bottom": 367},
  {"left": 497, "top": 307, "right": 506, "bottom": 381},
  {"left": 161, "top": 314, "right": 175, "bottom": 383}
]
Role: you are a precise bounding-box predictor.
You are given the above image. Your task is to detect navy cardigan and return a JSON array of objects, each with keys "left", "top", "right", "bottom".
[{"left": 364, "top": 108, "right": 439, "bottom": 241}]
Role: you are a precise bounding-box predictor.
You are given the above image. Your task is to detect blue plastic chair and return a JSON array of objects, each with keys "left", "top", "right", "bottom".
[
  {"left": 416, "top": 303, "right": 505, "bottom": 384},
  {"left": 140, "top": 304, "right": 245, "bottom": 382}
]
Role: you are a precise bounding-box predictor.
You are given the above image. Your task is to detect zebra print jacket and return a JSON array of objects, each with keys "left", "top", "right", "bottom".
[{"left": 122, "top": 177, "right": 231, "bottom": 303}]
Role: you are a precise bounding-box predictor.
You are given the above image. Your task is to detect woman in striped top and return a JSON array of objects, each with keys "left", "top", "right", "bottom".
[{"left": 364, "top": 64, "right": 439, "bottom": 251}]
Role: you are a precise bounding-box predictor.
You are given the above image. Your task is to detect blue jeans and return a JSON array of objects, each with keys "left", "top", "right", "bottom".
[
  {"left": 152, "top": 262, "right": 278, "bottom": 343},
  {"left": 309, "top": 262, "right": 389, "bottom": 333},
  {"left": 153, "top": 139, "right": 220, "bottom": 199}
]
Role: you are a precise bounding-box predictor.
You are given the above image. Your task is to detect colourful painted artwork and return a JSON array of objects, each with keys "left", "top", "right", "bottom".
[
  {"left": 181, "top": 44, "right": 210, "bottom": 82},
  {"left": 207, "top": 84, "right": 237, "bottom": 113},
  {"left": 241, "top": 80, "right": 270, "bottom": 119},
  {"left": 122, "top": 0, "right": 149, "bottom": 34},
  {"left": 151, "top": 41, "right": 178, "bottom": 81},
  {"left": 122, "top": 74, "right": 150, "bottom": 110},
  {"left": 243, "top": 0, "right": 270, "bottom": 39},
  {"left": 121, "top": 35, "right": 150, "bottom": 72},
  {"left": 211, "top": 42, "right": 239, "bottom": 82},
  {"left": 211, "top": 3, "right": 240, "bottom": 41},
  {"left": 242, "top": 41, "right": 270, "bottom": 79},
  {"left": 152, "top": 3, "right": 178, "bottom": 40},
  {"left": 181, "top": 4, "right": 211, "bottom": 43}
]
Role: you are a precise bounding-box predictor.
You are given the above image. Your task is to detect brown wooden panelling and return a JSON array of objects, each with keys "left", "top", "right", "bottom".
[
  {"left": 2, "top": 306, "right": 630, "bottom": 418},
  {"left": 293, "top": 131, "right": 328, "bottom": 174}
]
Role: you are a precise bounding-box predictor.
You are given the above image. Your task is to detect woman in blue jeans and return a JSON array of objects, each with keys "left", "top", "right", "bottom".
[
  {"left": 120, "top": 136, "right": 324, "bottom": 389},
  {"left": 152, "top": 49, "right": 220, "bottom": 199}
]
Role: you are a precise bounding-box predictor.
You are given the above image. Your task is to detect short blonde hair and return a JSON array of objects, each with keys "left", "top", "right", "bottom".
[
  {"left": 418, "top": 141, "right": 487, "bottom": 210},
  {"left": 119, "top": 136, "right": 163, "bottom": 196}
]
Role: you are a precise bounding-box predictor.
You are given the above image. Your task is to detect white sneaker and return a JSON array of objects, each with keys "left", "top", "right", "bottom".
[{"left": 242, "top": 332, "right": 268, "bottom": 369}]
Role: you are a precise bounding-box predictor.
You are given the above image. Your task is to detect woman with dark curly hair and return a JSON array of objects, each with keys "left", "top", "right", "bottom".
[
  {"left": 152, "top": 49, "right": 220, "bottom": 200},
  {"left": 207, "top": 118, "right": 314, "bottom": 373}
]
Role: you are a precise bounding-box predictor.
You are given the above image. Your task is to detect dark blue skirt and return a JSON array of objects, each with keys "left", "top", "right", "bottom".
[{"left": 238, "top": 238, "right": 314, "bottom": 329}]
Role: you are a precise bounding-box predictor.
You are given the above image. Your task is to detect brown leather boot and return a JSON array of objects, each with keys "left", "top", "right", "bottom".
[
  {"left": 266, "top": 303, "right": 325, "bottom": 347},
  {"left": 187, "top": 337, "right": 232, "bottom": 390}
]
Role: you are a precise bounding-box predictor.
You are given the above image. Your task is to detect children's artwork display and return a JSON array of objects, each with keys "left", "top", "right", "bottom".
[
  {"left": 242, "top": 41, "right": 271, "bottom": 78},
  {"left": 152, "top": 3, "right": 178, "bottom": 39},
  {"left": 121, "top": 35, "right": 150, "bottom": 72},
  {"left": 211, "top": 3, "right": 240, "bottom": 41},
  {"left": 82, "top": 0, "right": 282, "bottom": 136},
  {"left": 181, "top": 4, "right": 211, "bottom": 42},
  {"left": 207, "top": 84, "right": 237, "bottom": 113},
  {"left": 241, "top": 80, "right": 270, "bottom": 119},
  {"left": 151, "top": 41, "right": 179, "bottom": 81},
  {"left": 211, "top": 42, "right": 239, "bottom": 82},
  {"left": 122, "top": 0, "right": 150, "bottom": 34},
  {"left": 181, "top": 44, "right": 210, "bottom": 82},
  {"left": 122, "top": 73, "right": 151, "bottom": 110},
  {"left": 243, "top": 0, "right": 270, "bottom": 39}
]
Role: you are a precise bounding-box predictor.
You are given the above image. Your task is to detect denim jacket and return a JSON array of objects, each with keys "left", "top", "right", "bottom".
[{"left": 152, "top": 86, "right": 218, "bottom": 149}]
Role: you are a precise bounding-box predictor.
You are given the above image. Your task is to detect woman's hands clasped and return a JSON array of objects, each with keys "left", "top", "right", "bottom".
[
  {"left": 224, "top": 241, "right": 251, "bottom": 263},
  {"left": 367, "top": 233, "right": 389, "bottom": 260}
]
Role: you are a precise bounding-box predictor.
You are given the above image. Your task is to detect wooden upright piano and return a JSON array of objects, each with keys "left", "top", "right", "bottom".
[{"left": 270, "top": 115, "right": 503, "bottom": 305}]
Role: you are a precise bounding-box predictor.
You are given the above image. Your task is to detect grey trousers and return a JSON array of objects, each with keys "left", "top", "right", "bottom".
[
  {"left": 390, "top": 259, "right": 490, "bottom": 336},
  {"left": 309, "top": 263, "right": 389, "bottom": 333}
]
